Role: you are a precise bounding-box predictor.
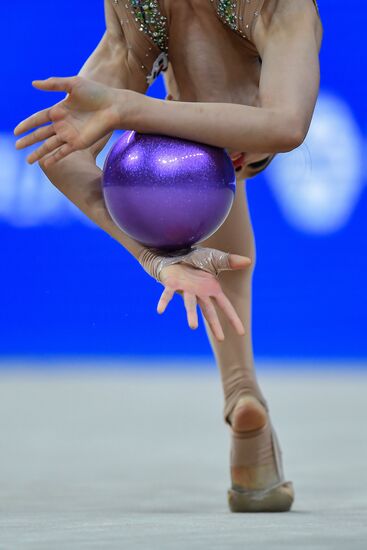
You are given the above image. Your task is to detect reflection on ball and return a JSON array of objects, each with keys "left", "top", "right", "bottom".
[{"left": 102, "top": 131, "right": 236, "bottom": 251}]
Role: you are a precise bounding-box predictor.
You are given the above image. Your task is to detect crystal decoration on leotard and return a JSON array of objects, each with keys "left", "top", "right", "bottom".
[
  {"left": 213, "top": 0, "right": 255, "bottom": 40},
  {"left": 213, "top": 0, "right": 320, "bottom": 39},
  {"left": 128, "top": 0, "right": 169, "bottom": 84},
  {"left": 217, "top": 0, "right": 238, "bottom": 31},
  {"left": 128, "top": 1, "right": 168, "bottom": 53}
]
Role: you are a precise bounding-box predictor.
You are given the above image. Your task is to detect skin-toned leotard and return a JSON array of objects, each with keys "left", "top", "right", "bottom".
[
  {"left": 112, "top": 0, "right": 320, "bottom": 85},
  {"left": 112, "top": 0, "right": 320, "bottom": 174}
]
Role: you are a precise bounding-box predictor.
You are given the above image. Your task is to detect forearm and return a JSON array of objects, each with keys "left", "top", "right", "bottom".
[
  {"left": 118, "top": 90, "right": 302, "bottom": 153},
  {"left": 39, "top": 151, "right": 145, "bottom": 260}
]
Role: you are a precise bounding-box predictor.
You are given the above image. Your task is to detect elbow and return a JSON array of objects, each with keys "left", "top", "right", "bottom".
[
  {"left": 280, "top": 128, "right": 306, "bottom": 152},
  {"left": 277, "top": 115, "right": 309, "bottom": 152}
]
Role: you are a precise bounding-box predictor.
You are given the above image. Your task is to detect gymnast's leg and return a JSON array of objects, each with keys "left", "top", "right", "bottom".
[{"left": 200, "top": 180, "right": 287, "bottom": 492}]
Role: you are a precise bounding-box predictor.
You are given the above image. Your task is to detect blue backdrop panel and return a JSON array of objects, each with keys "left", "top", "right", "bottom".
[{"left": 0, "top": 1, "right": 366, "bottom": 358}]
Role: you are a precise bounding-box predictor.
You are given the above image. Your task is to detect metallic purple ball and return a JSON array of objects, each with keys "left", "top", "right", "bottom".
[{"left": 102, "top": 130, "right": 236, "bottom": 251}]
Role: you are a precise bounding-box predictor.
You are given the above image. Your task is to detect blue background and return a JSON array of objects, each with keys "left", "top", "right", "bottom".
[{"left": 1, "top": 1, "right": 366, "bottom": 359}]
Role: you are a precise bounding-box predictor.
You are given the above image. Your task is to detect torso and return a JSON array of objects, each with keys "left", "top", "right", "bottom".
[
  {"left": 113, "top": 0, "right": 322, "bottom": 160},
  {"left": 164, "top": 0, "right": 262, "bottom": 105}
]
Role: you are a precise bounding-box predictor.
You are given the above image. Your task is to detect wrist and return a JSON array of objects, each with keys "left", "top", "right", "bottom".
[
  {"left": 110, "top": 88, "right": 142, "bottom": 131},
  {"left": 137, "top": 247, "right": 163, "bottom": 282}
]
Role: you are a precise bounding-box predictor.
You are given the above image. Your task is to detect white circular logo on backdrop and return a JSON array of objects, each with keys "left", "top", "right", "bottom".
[{"left": 264, "top": 92, "right": 364, "bottom": 234}]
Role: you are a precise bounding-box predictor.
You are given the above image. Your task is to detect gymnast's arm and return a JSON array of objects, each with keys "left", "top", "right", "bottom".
[
  {"left": 38, "top": 0, "right": 149, "bottom": 260},
  {"left": 32, "top": 2, "right": 249, "bottom": 341},
  {"left": 116, "top": 0, "right": 322, "bottom": 154}
]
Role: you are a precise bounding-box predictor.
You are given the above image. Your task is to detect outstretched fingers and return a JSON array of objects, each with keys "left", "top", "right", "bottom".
[
  {"left": 26, "top": 134, "right": 65, "bottom": 164},
  {"left": 213, "top": 292, "right": 245, "bottom": 336},
  {"left": 157, "top": 287, "right": 175, "bottom": 314},
  {"left": 183, "top": 292, "right": 198, "bottom": 330},
  {"left": 32, "top": 77, "right": 76, "bottom": 93},
  {"left": 14, "top": 106, "right": 52, "bottom": 136},
  {"left": 41, "top": 143, "right": 74, "bottom": 167},
  {"left": 15, "top": 124, "right": 55, "bottom": 150},
  {"left": 198, "top": 297, "right": 225, "bottom": 342}
]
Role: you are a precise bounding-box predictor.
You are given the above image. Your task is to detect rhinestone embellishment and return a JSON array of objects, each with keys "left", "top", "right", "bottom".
[
  {"left": 214, "top": 0, "right": 252, "bottom": 40},
  {"left": 128, "top": 0, "right": 169, "bottom": 54},
  {"left": 216, "top": 0, "right": 238, "bottom": 31}
]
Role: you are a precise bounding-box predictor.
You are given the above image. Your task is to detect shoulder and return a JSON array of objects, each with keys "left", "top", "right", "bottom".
[
  {"left": 253, "top": 0, "right": 323, "bottom": 55},
  {"left": 262, "top": 0, "right": 320, "bottom": 22}
]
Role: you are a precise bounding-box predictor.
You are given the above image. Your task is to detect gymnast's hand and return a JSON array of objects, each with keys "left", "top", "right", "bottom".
[
  {"left": 13, "top": 76, "right": 119, "bottom": 167},
  {"left": 138, "top": 246, "right": 251, "bottom": 341}
]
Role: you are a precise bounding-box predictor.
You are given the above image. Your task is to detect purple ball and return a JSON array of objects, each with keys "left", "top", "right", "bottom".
[{"left": 102, "top": 131, "right": 236, "bottom": 251}]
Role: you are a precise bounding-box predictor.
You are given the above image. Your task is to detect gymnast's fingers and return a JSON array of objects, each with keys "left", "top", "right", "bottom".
[
  {"left": 26, "top": 134, "right": 65, "bottom": 164},
  {"left": 41, "top": 143, "right": 74, "bottom": 168},
  {"left": 198, "top": 297, "right": 225, "bottom": 342},
  {"left": 32, "top": 76, "right": 76, "bottom": 93},
  {"left": 183, "top": 292, "right": 198, "bottom": 330},
  {"left": 157, "top": 287, "right": 175, "bottom": 314},
  {"left": 15, "top": 124, "right": 55, "bottom": 150},
  {"left": 213, "top": 292, "right": 245, "bottom": 336},
  {"left": 14, "top": 106, "right": 52, "bottom": 136}
]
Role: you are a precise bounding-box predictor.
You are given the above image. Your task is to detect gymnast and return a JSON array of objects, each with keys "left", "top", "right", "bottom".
[{"left": 14, "top": 0, "right": 323, "bottom": 512}]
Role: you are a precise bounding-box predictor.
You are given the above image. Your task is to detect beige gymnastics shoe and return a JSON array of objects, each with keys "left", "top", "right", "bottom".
[{"left": 227, "top": 396, "right": 294, "bottom": 512}]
